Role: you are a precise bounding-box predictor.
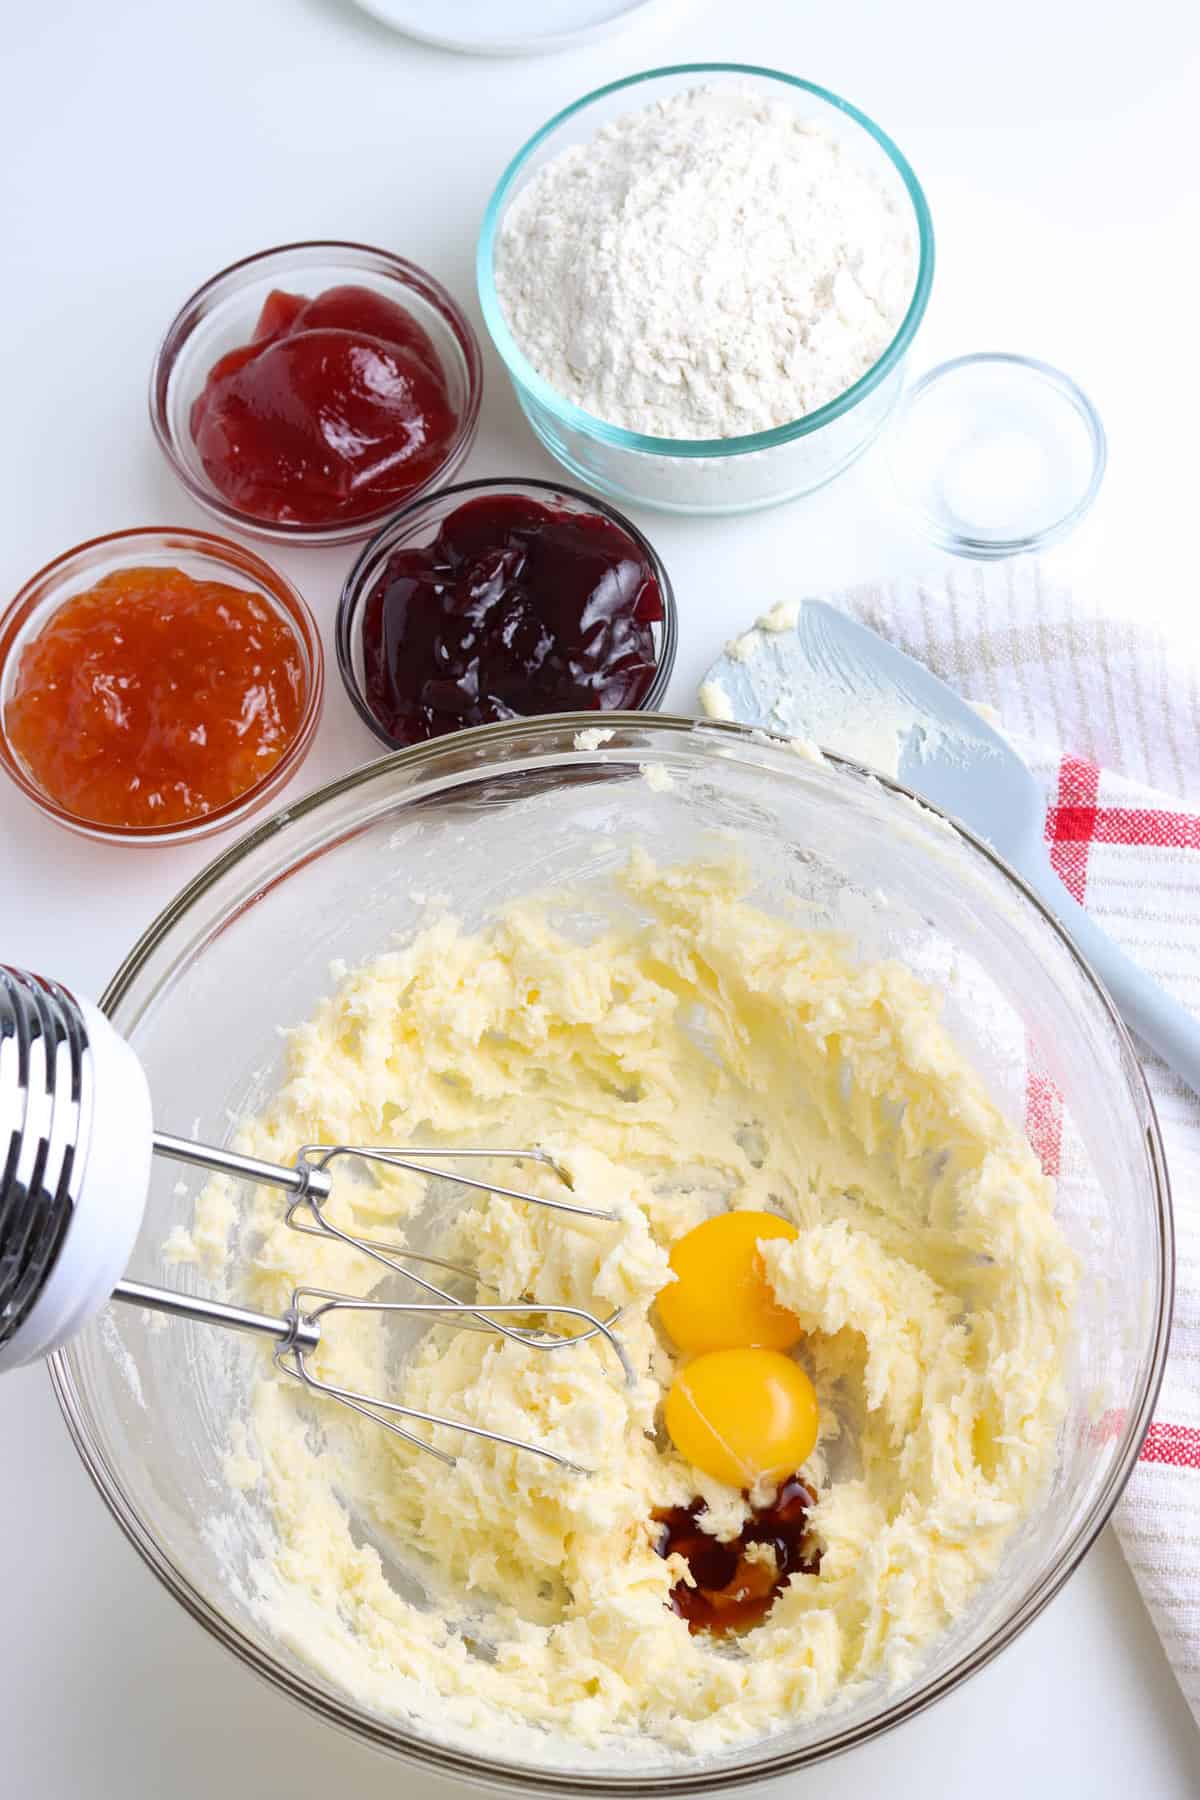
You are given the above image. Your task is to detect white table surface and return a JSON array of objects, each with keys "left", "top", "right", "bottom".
[{"left": 4, "top": 0, "right": 1200, "bottom": 1792}]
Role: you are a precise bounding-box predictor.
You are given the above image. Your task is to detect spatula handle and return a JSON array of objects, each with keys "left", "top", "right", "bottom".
[{"left": 1024, "top": 856, "right": 1200, "bottom": 1096}]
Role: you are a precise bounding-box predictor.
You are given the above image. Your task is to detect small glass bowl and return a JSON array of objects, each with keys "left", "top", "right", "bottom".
[
  {"left": 887, "top": 353, "right": 1108, "bottom": 559},
  {"left": 0, "top": 527, "right": 324, "bottom": 846},
  {"left": 477, "top": 65, "right": 935, "bottom": 517},
  {"left": 150, "top": 242, "right": 484, "bottom": 548},
  {"left": 336, "top": 476, "right": 678, "bottom": 749}
]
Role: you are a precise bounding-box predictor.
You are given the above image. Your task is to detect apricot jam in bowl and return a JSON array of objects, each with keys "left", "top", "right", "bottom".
[
  {"left": 336, "top": 477, "right": 677, "bottom": 750},
  {"left": 0, "top": 527, "right": 324, "bottom": 846},
  {"left": 150, "top": 243, "right": 483, "bottom": 548}
]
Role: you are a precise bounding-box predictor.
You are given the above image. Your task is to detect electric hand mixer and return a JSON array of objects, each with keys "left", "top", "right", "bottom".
[{"left": 0, "top": 965, "right": 633, "bottom": 1473}]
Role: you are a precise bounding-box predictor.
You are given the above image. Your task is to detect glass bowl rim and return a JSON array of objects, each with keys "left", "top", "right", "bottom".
[
  {"left": 888, "top": 351, "right": 1109, "bottom": 560},
  {"left": 48, "top": 713, "right": 1172, "bottom": 1790},
  {"left": 334, "top": 476, "right": 679, "bottom": 750},
  {"left": 476, "top": 64, "right": 936, "bottom": 460},
  {"left": 0, "top": 524, "right": 325, "bottom": 844},
  {"left": 148, "top": 239, "right": 485, "bottom": 546}
]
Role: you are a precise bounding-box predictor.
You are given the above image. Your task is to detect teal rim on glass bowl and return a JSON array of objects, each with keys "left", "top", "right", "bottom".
[{"left": 477, "top": 63, "right": 936, "bottom": 466}]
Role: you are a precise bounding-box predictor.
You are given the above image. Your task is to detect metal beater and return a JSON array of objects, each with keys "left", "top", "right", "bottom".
[{"left": 0, "top": 965, "right": 632, "bottom": 1473}]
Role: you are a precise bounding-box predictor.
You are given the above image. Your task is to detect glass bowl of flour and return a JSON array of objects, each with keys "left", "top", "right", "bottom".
[
  {"left": 478, "top": 66, "right": 934, "bottom": 516},
  {"left": 50, "top": 716, "right": 1168, "bottom": 1791}
]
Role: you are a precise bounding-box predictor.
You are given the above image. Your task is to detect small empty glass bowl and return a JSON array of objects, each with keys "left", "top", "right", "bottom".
[
  {"left": 477, "top": 65, "right": 935, "bottom": 516},
  {"left": 887, "top": 353, "right": 1107, "bottom": 558},
  {"left": 0, "top": 527, "right": 324, "bottom": 846},
  {"left": 150, "top": 242, "right": 483, "bottom": 548},
  {"left": 336, "top": 476, "right": 678, "bottom": 750}
]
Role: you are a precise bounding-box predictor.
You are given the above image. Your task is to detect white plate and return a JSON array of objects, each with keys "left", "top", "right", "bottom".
[{"left": 349, "top": 0, "right": 676, "bottom": 55}]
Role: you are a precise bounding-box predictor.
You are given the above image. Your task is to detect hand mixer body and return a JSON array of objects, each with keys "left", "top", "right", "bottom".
[
  {"left": 0, "top": 965, "right": 631, "bottom": 1470},
  {"left": 0, "top": 968, "right": 152, "bottom": 1370}
]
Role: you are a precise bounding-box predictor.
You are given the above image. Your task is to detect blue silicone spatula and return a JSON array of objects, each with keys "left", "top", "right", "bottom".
[{"left": 703, "top": 599, "right": 1200, "bottom": 1091}]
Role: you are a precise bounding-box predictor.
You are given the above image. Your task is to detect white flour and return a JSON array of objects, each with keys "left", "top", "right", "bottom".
[{"left": 495, "top": 86, "right": 916, "bottom": 440}]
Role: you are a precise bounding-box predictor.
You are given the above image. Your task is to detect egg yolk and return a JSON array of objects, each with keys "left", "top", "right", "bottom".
[
  {"left": 656, "top": 1211, "right": 802, "bottom": 1353},
  {"left": 664, "top": 1347, "right": 820, "bottom": 1489}
]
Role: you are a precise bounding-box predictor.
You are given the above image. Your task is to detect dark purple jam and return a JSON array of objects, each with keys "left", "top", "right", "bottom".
[
  {"left": 360, "top": 493, "right": 664, "bottom": 746},
  {"left": 652, "top": 1475, "right": 821, "bottom": 1635}
]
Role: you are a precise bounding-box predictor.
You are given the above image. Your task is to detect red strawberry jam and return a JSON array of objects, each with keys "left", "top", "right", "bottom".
[
  {"left": 359, "top": 492, "right": 665, "bottom": 747},
  {"left": 190, "top": 285, "right": 458, "bottom": 527}
]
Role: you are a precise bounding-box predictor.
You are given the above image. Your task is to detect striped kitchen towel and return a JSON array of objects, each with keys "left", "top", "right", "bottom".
[{"left": 839, "top": 561, "right": 1200, "bottom": 1722}]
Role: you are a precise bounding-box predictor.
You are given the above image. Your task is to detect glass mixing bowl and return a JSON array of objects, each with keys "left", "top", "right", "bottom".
[
  {"left": 477, "top": 66, "right": 935, "bottom": 516},
  {"left": 50, "top": 717, "right": 1170, "bottom": 1792}
]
